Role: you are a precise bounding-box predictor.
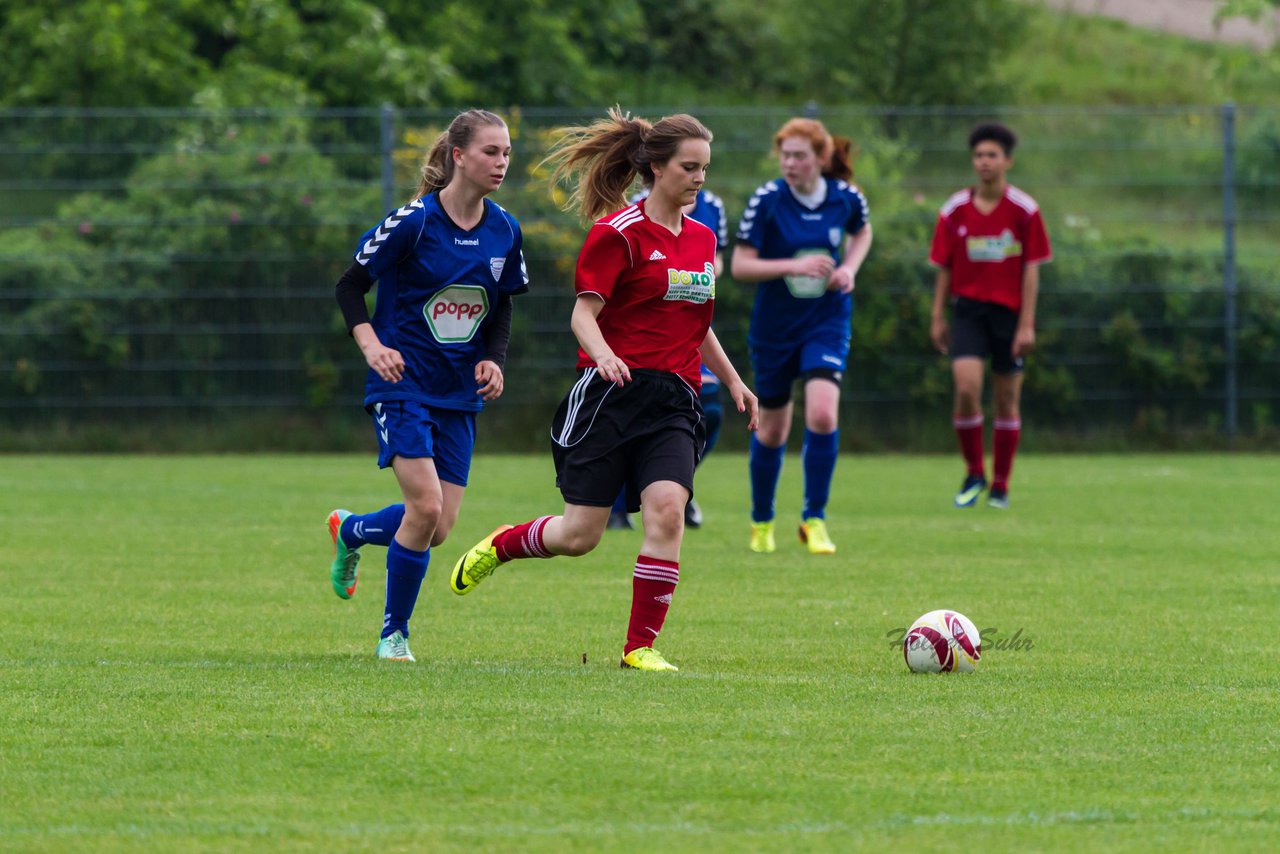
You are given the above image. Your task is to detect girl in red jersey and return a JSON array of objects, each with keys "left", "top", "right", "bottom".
[
  {"left": 450, "top": 108, "right": 759, "bottom": 672},
  {"left": 929, "top": 122, "right": 1052, "bottom": 510}
]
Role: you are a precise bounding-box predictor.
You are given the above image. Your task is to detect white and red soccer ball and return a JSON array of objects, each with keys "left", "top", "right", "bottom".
[{"left": 903, "top": 610, "right": 982, "bottom": 673}]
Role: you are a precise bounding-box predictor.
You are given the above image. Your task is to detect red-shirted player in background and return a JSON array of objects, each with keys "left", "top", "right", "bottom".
[
  {"left": 929, "top": 123, "right": 1052, "bottom": 510},
  {"left": 450, "top": 108, "right": 758, "bottom": 672}
]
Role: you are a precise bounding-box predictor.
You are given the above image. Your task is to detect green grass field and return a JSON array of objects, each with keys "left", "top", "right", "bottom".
[{"left": 3, "top": 453, "right": 1278, "bottom": 851}]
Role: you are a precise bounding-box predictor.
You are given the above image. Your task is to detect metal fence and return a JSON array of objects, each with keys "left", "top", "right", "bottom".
[{"left": 1, "top": 104, "right": 1276, "bottom": 449}]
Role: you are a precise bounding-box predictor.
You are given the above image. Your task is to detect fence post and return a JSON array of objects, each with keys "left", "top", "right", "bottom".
[
  {"left": 380, "top": 103, "right": 396, "bottom": 214},
  {"left": 1221, "top": 102, "right": 1238, "bottom": 438}
]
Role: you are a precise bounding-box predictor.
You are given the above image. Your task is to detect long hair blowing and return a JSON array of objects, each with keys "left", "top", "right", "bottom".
[
  {"left": 542, "top": 107, "right": 712, "bottom": 220},
  {"left": 415, "top": 109, "right": 508, "bottom": 199}
]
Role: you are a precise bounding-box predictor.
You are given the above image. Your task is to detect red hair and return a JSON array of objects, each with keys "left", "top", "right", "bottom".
[{"left": 773, "top": 118, "right": 854, "bottom": 182}]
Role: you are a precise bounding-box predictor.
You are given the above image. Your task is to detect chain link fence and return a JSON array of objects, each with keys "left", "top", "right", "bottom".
[{"left": 1, "top": 104, "right": 1276, "bottom": 449}]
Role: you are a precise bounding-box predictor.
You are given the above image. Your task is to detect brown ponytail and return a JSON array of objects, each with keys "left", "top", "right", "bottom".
[{"left": 542, "top": 106, "right": 713, "bottom": 221}]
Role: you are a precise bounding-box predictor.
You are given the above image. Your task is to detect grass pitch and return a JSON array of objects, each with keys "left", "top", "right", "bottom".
[{"left": 2, "top": 453, "right": 1278, "bottom": 851}]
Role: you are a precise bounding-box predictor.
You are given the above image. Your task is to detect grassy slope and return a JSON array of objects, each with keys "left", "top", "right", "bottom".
[
  {"left": 1003, "top": 2, "right": 1280, "bottom": 107},
  {"left": 2, "top": 453, "right": 1277, "bottom": 850}
]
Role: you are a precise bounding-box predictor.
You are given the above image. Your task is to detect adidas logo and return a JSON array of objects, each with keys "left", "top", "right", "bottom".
[{"left": 648, "top": 249, "right": 667, "bottom": 261}]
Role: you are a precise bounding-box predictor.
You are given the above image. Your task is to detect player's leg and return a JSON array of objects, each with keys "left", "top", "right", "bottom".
[
  {"left": 988, "top": 306, "right": 1025, "bottom": 508},
  {"left": 607, "top": 488, "right": 633, "bottom": 530},
  {"left": 451, "top": 368, "right": 622, "bottom": 594},
  {"left": 748, "top": 343, "right": 798, "bottom": 553},
  {"left": 798, "top": 374, "right": 840, "bottom": 555},
  {"left": 949, "top": 299, "right": 991, "bottom": 507},
  {"left": 620, "top": 479, "right": 686, "bottom": 672},
  {"left": 685, "top": 371, "right": 722, "bottom": 528},
  {"left": 375, "top": 455, "right": 443, "bottom": 661},
  {"left": 620, "top": 416, "right": 698, "bottom": 672}
]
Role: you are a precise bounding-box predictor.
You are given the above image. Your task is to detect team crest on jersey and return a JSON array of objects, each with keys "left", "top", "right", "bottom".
[
  {"left": 966, "top": 229, "right": 1022, "bottom": 262},
  {"left": 664, "top": 262, "right": 716, "bottom": 304},
  {"left": 424, "top": 284, "right": 489, "bottom": 343},
  {"left": 489, "top": 257, "right": 505, "bottom": 282},
  {"left": 829, "top": 227, "right": 843, "bottom": 248}
]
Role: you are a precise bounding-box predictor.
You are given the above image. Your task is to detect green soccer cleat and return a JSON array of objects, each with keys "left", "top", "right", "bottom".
[
  {"left": 450, "top": 524, "right": 513, "bottom": 595},
  {"left": 327, "top": 509, "right": 360, "bottom": 599},
  {"left": 620, "top": 646, "right": 679, "bottom": 671},
  {"left": 375, "top": 630, "right": 415, "bottom": 662},
  {"left": 798, "top": 517, "right": 836, "bottom": 555},
  {"left": 954, "top": 474, "right": 987, "bottom": 508},
  {"left": 749, "top": 520, "right": 776, "bottom": 553}
]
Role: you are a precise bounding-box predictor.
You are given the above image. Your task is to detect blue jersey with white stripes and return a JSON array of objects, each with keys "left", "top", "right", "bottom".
[
  {"left": 735, "top": 177, "right": 869, "bottom": 349},
  {"left": 354, "top": 192, "right": 528, "bottom": 412}
]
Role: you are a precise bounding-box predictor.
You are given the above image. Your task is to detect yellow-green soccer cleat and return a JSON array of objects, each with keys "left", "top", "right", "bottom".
[
  {"left": 798, "top": 517, "right": 836, "bottom": 555},
  {"left": 620, "top": 647, "right": 679, "bottom": 672},
  {"left": 450, "top": 525, "right": 513, "bottom": 595},
  {"left": 375, "top": 630, "right": 415, "bottom": 662},
  {"left": 327, "top": 509, "right": 360, "bottom": 599},
  {"left": 749, "top": 520, "right": 776, "bottom": 553}
]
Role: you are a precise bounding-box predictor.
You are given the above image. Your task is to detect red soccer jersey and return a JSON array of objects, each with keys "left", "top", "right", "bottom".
[
  {"left": 574, "top": 200, "right": 717, "bottom": 388},
  {"left": 928, "top": 185, "right": 1052, "bottom": 311}
]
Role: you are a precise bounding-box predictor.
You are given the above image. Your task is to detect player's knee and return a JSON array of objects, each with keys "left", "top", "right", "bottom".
[
  {"left": 643, "top": 496, "right": 685, "bottom": 541},
  {"left": 402, "top": 496, "right": 442, "bottom": 535},
  {"left": 558, "top": 523, "right": 602, "bottom": 556},
  {"left": 807, "top": 410, "right": 838, "bottom": 434},
  {"left": 429, "top": 520, "right": 453, "bottom": 548}
]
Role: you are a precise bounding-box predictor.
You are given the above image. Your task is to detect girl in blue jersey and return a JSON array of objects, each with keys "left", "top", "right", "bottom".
[
  {"left": 325, "top": 109, "right": 529, "bottom": 662},
  {"left": 731, "top": 117, "right": 872, "bottom": 556}
]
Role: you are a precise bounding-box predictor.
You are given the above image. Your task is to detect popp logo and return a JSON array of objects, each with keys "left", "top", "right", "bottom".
[{"left": 424, "top": 285, "right": 489, "bottom": 343}]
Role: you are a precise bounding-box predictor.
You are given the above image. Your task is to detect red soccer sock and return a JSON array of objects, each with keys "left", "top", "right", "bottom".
[
  {"left": 625, "top": 555, "right": 679, "bottom": 655},
  {"left": 493, "top": 516, "right": 555, "bottom": 561},
  {"left": 992, "top": 418, "right": 1022, "bottom": 492},
  {"left": 953, "top": 413, "right": 986, "bottom": 478}
]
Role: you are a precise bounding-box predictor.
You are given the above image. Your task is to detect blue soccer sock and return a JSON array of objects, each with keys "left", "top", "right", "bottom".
[
  {"left": 749, "top": 435, "right": 786, "bottom": 523},
  {"left": 382, "top": 538, "right": 429, "bottom": 639},
  {"left": 340, "top": 503, "right": 405, "bottom": 548},
  {"left": 802, "top": 428, "right": 839, "bottom": 520}
]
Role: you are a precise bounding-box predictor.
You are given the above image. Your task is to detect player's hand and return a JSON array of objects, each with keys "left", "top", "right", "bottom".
[
  {"left": 475, "top": 360, "right": 504, "bottom": 401},
  {"left": 362, "top": 340, "right": 405, "bottom": 383},
  {"left": 1013, "top": 326, "right": 1036, "bottom": 359},
  {"left": 595, "top": 352, "right": 632, "bottom": 385},
  {"left": 792, "top": 254, "right": 835, "bottom": 280},
  {"left": 729, "top": 381, "right": 760, "bottom": 432},
  {"left": 827, "top": 266, "right": 856, "bottom": 294},
  {"left": 930, "top": 317, "right": 949, "bottom": 355}
]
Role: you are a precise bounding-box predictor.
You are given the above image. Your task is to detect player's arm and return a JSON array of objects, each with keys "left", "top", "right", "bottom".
[
  {"left": 570, "top": 295, "right": 631, "bottom": 385},
  {"left": 829, "top": 226, "right": 873, "bottom": 294},
  {"left": 930, "top": 267, "right": 951, "bottom": 355},
  {"left": 699, "top": 328, "right": 758, "bottom": 431},
  {"left": 1013, "top": 264, "right": 1040, "bottom": 359},
  {"left": 730, "top": 244, "right": 833, "bottom": 282},
  {"left": 475, "top": 294, "right": 512, "bottom": 401},
  {"left": 335, "top": 261, "right": 403, "bottom": 382}
]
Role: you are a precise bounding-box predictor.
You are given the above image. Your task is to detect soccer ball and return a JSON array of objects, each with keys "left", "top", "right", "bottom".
[{"left": 903, "top": 609, "right": 981, "bottom": 673}]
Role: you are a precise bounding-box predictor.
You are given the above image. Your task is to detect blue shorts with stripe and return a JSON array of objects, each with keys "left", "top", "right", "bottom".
[
  {"left": 370, "top": 400, "right": 476, "bottom": 486},
  {"left": 749, "top": 331, "right": 850, "bottom": 407}
]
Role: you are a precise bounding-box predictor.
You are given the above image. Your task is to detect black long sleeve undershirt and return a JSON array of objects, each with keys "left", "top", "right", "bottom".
[{"left": 333, "top": 261, "right": 513, "bottom": 369}]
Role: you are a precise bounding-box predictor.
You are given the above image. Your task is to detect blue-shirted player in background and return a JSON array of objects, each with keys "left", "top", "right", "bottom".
[
  {"left": 608, "top": 186, "right": 728, "bottom": 530},
  {"left": 731, "top": 117, "right": 872, "bottom": 555},
  {"left": 325, "top": 110, "right": 529, "bottom": 662}
]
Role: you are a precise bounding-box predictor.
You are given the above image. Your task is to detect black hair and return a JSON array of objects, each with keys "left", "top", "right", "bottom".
[{"left": 968, "top": 122, "right": 1017, "bottom": 156}]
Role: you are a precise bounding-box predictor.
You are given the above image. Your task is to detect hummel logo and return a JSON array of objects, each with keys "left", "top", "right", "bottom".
[{"left": 649, "top": 249, "right": 667, "bottom": 261}]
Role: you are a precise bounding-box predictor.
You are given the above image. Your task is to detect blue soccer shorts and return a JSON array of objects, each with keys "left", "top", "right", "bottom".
[
  {"left": 749, "top": 332, "right": 850, "bottom": 409},
  {"left": 370, "top": 400, "right": 476, "bottom": 486}
]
